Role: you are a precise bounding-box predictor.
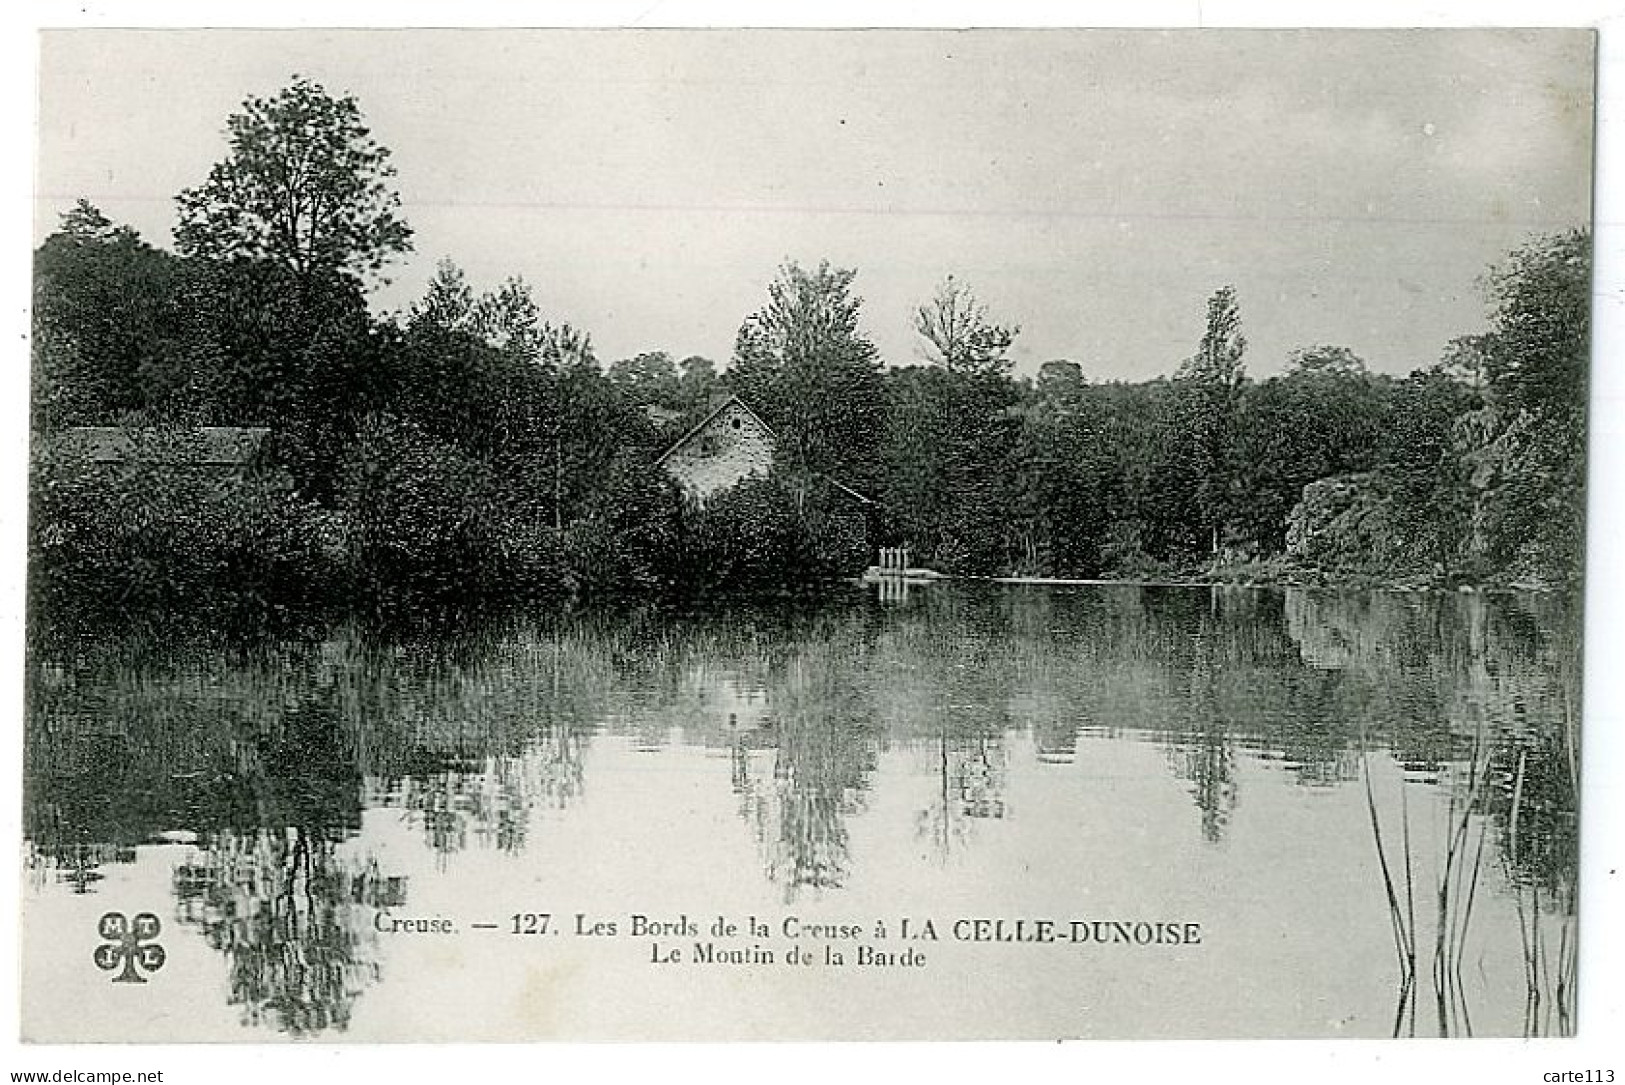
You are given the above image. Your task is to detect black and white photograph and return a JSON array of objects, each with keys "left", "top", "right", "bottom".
[{"left": 6, "top": 12, "right": 1620, "bottom": 1068}]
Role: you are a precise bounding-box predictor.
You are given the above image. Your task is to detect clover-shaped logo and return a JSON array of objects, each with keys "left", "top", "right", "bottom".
[{"left": 93, "top": 912, "right": 166, "bottom": 984}]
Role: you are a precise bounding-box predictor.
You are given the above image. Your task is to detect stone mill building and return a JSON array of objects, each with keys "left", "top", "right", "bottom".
[{"left": 654, "top": 395, "right": 777, "bottom": 502}]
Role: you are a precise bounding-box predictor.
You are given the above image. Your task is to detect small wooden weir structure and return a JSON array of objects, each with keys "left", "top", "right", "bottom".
[{"left": 862, "top": 547, "right": 947, "bottom": 602}]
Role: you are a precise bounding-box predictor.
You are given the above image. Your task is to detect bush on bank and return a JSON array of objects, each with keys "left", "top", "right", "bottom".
[{"left": 28, "top": 429, "right": 342, "bottom": 637}]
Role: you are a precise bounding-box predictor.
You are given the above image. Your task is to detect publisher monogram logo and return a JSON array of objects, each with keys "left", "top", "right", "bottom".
[{"left": 93, "top": 912, "right": 166, "bottom": 984}]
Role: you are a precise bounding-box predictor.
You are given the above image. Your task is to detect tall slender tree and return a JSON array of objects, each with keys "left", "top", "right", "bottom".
[{"left": 1168, "top": 285, "right": 1248, "bottom": 557}]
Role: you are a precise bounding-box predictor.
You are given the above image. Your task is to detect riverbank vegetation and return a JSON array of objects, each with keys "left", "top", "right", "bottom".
[{"left": 29, "top": 78, "right": 1591, "bottom": 635}]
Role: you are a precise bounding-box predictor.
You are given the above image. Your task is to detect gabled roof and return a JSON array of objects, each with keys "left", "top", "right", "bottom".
[
  {"left": 653, "top": 394, "right": 776, "bottom": 468},
  {"left": 54, "top": 426, "right": 271, "bottom": 467},
  {"left": 650, "top": 395, "right": 877, "bottom": 507}
]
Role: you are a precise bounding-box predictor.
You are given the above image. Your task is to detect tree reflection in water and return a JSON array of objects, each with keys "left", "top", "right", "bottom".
[
  {"left": 378, "top": 739, "right": 586, "bottom": 859},
  {"left": 1491, "top": 714, "right": 1580, "bottom": 1037},
  {"left": 727, "top": 653, "right": 881, "bottom": 898},
  {"left": 25, "top": 841, "right": 136, "bottom": 894},
  {"left": 163, "top": 680, "right": 396, "bottom": 1034},
  {"left": 348, "top": 630, "right": 592, "bottom": 861},
  {"left": 21, "top": 584, "right": 1584, "bottom": 1038},
  {"left": 173, "top": 828, "right": 401, "bottom": 1035},
  {"left": 23, "top": 636, "right": 412, "bottom": 1035},
  {"left": 914, "top": 731, "right": 1010, "bottom": 862}
]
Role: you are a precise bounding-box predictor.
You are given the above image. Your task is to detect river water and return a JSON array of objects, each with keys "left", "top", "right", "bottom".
[{"left": 20, "top": 583, "right": 1580, "bottom": 1041}]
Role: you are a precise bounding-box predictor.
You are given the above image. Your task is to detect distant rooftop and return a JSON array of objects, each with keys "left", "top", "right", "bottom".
[
  {"left": 52, "top": 426, "right": 271, "bottom": 467},
  {"left": 641, "top": 404, "right": 682, "bottom": 426}
]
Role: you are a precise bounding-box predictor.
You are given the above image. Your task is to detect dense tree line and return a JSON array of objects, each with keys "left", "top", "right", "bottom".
[{"left": 28, "top": 78, "right": 1589, "bottom": 635}]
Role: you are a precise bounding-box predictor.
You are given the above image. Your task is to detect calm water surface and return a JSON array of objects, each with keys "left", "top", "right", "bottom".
[{"left": 21, "top": 584, "right": 1580, "bottom": 1041}]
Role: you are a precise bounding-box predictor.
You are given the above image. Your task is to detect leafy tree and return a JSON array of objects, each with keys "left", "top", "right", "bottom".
[
  {"left": 56, "top": 199, "right": 127, "bottom": 244},
  {"left": 29, "top": 428, "right": 340, "bottom": 635},
  {"left": 161, "top": 256, "right": 387, "bottom": 502},
  {"left": 1378, "top": 369, "right": 1479, "bottom": 577},
  {"left": 549, "top": 358, "right": 660, "bottom": 525},
  {"left": 878, "top": 365, "right": 959, "bottom": 563},
  {"left": 913, "top": 275, "right": 1019, "bottom": 375},
  {"left": 174, "top": 76, "right": 412, "bottom": 283},
  {"left": 388, "top": 320, "right": 506, "bottom": 456},
  {"left": 678, "top": 355, "right": 722, "bottom": 407},
  {"left": 727, "top": 260, "right": 887, "bottom": 491},
  {"left": 1286, "top": 344, "right": 1366, "bottom": 378},
  {"left": 1095, "top": 382, "right": 1172, "bottom": 575},
  {"left": 407, "top": 259, "right": 480, "bottom": 336},
  {"left": 556, "top": 457, "right": 683, "bottom": 596},
  {"left": 1036, "top": 360, "right": 1085, "bottom": 401},
  {"left": 474, "top": 275, "right": 549, "bottom": 364},
  {"left": 874, "top": 278, "right": 1024, "bottom": 573},
  {"left": 1437, "top": 334, "right": 1492, "bottom": 391},
  {"left": 1231, "top": 347, "right": 1387, "bottom": 554},
  {"left": 1183, "top": 285, "right": 1247, "bottom": 386},
  {"left": 173, "top": 258, "right": 379, "bottom": 424},
  {"left": 406, "top": 262, "right": 570, "bottom": 367},
  {"left": 1480, "top": 230, "right": 1590, "bottom": 432},
  {"left": 31, "top": 202, "right": 184, "bottom": 429},
  {"left": 342, "top": 415, "right": 508, "bottom": 626},
  {"left": 1460, "top": 229, "right": 1590, "bottom": 584},
  {"left": 607, "top": 351, "right": 683, "bottom": 407},
  {"left": 1010, "top": 382, "right": 1124, "bottom": 576},
  {"left": 681, "top": 471, "right": 869, "bottom": 592}
]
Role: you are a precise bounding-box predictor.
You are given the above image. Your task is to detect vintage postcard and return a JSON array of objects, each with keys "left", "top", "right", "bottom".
[{"left": 16, "top": 26, "right": 1600, "bottom": 1046}]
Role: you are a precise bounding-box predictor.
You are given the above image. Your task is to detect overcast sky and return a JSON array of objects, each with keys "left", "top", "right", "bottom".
[{"left": 34, "top": 28, "right": 1595, "bottom": 380}]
